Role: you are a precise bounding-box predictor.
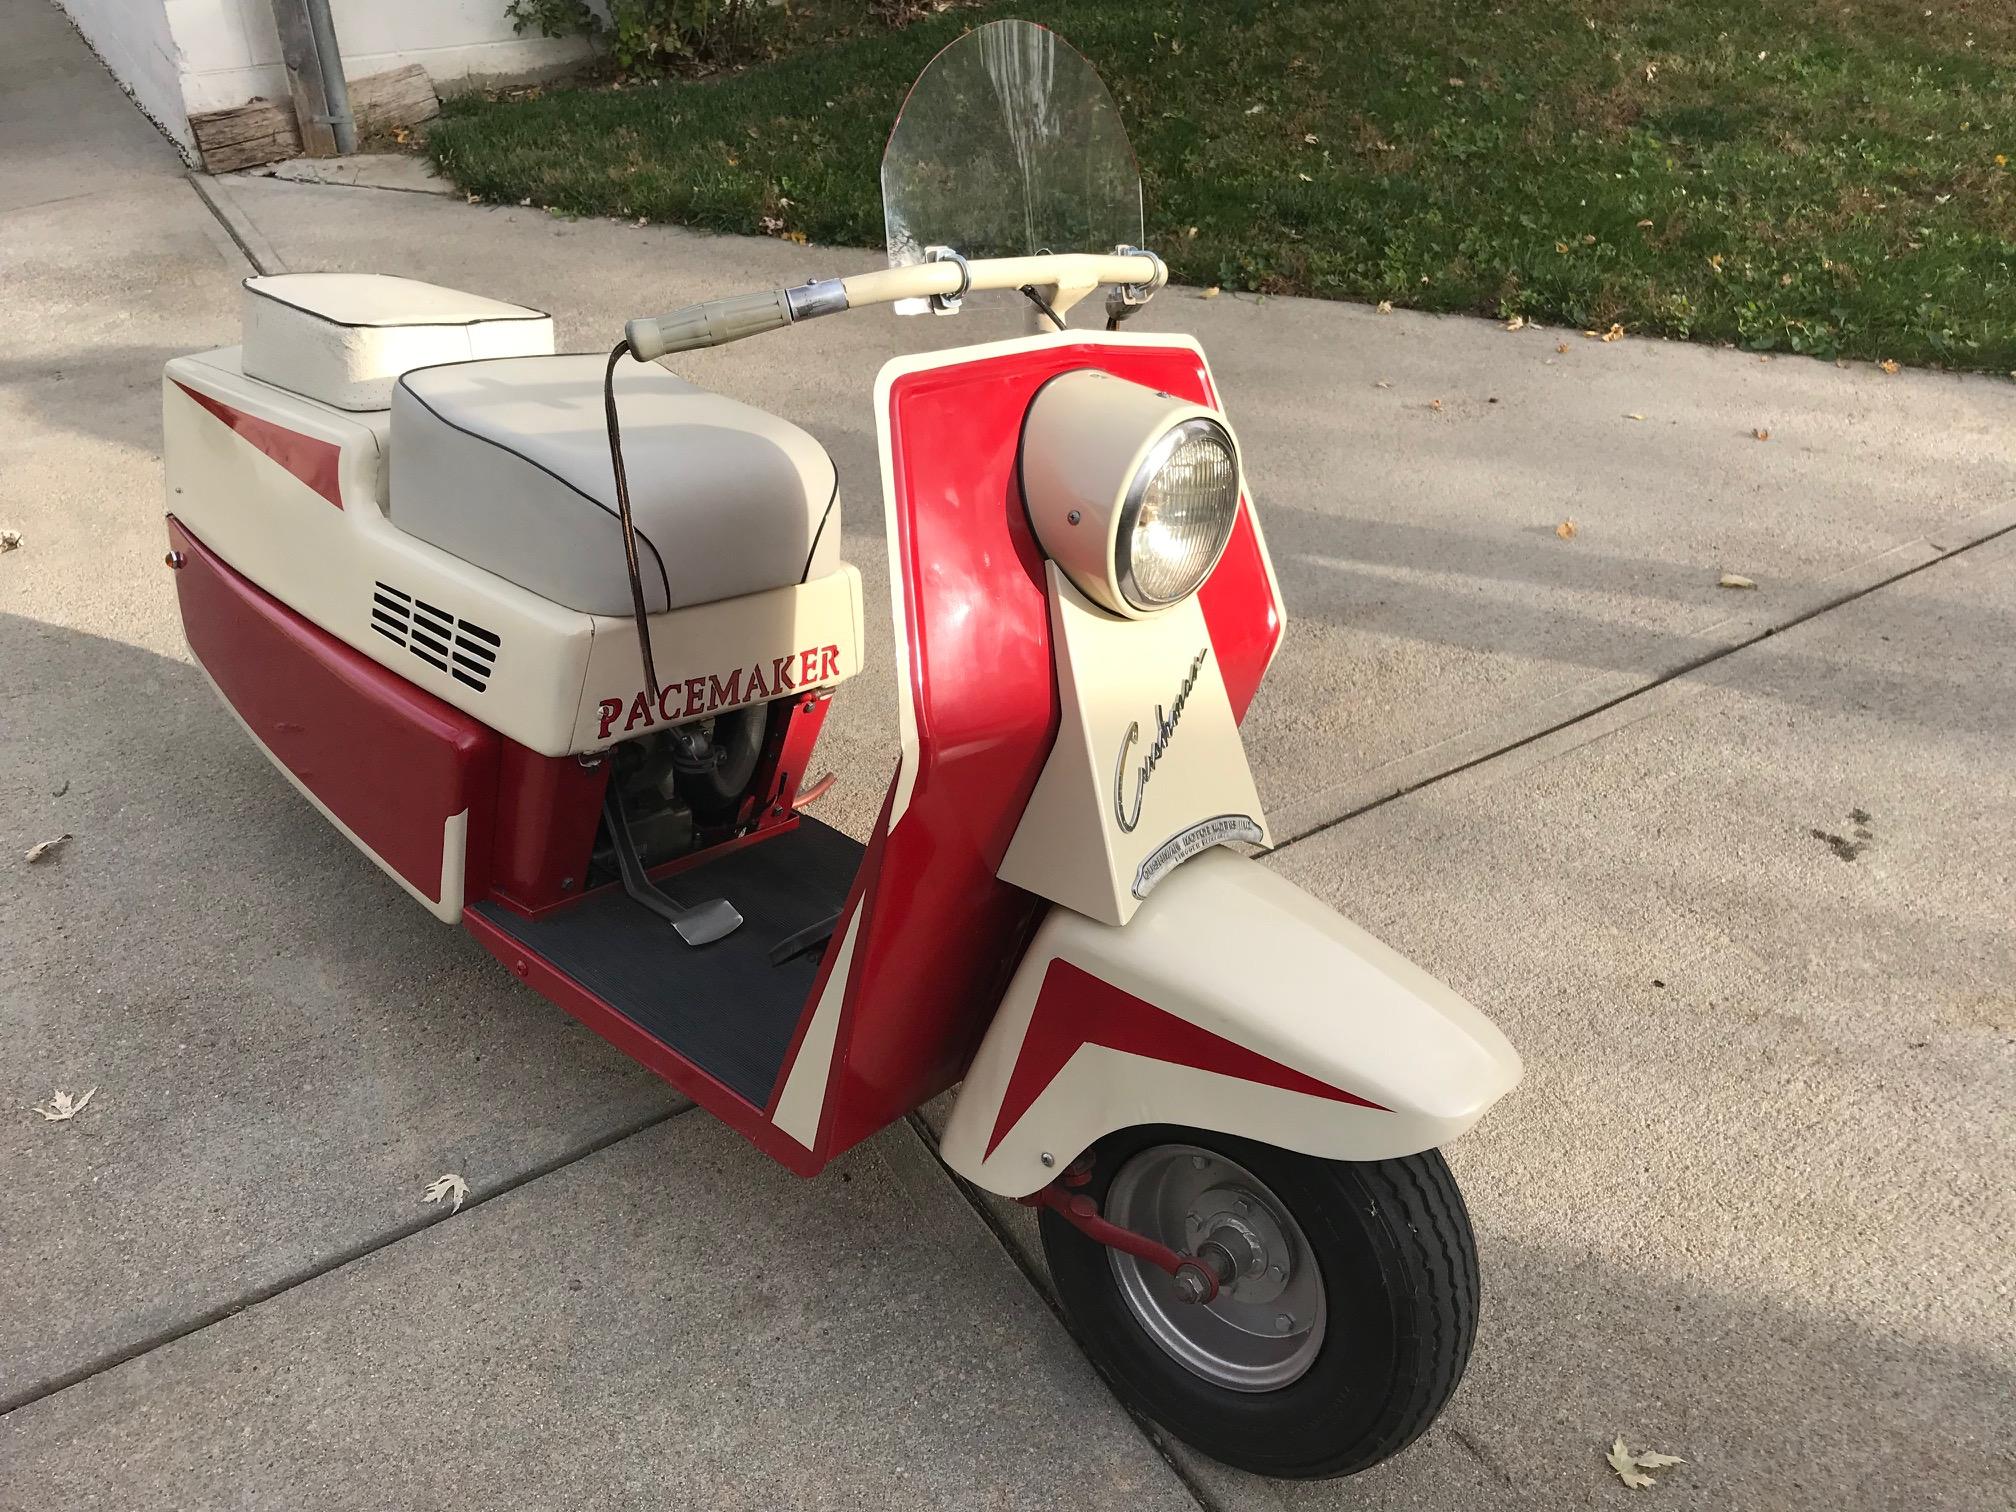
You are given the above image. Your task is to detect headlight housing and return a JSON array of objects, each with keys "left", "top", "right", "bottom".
[{"left": 1021, "top": 370, "right": 1242, "bottom": 618}]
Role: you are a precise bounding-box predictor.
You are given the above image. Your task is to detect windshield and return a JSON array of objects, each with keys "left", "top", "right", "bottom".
[{"left": 881, "top": 20, "right": 1143, "bottom": 273}]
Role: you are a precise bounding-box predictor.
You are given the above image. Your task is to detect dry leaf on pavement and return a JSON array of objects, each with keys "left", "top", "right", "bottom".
[
  {"left": 1376, "top": 300, "right": 1393, "bottom": 313},
  {"left": 1608, "top": 1437, "right": 1686, "bottom": 1489},
  {"left": 0, "top": 529, "right": 21, "bottom": 552},
  {"left": 423, "top": 1173, "right": 469, "bottom": 1213},
  {"left": 1505, "top": 315, "right": 1526, "bottom": 331},
  {"left": 1753, "top": 428, "right": 1771, "bottom": 441},
  {"left": 1200, "top": 286, "right": 1221, "bottom": 299},
  {"left": 1556, "top": 341, "right": 1571, "bottom": 353},
  {"left": 1879, "top": 359, "right": 1900, "bottom": 374},
  {"left": 25, "top": 834, "right": 71, "bottom": 863},
  {"left": 1556, "top": 520, "right": 1579, "bottom": 539},
  {"left": 33, "top": 1088, "right": 97, "bottom": 1123},
  {"left": 1719, "top": 572, "right": 1758, "bottom": 589},
  {"left": 1603, "top": 323, "right": 1626, "bottom": 342},
  {"left": 1627, "top": 412, "right": 1647, "bottom": 421}
]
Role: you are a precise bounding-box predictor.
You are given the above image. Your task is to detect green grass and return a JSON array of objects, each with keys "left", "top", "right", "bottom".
[{"left": 430, "top": 0, "right": 2016, "bottom": 369}]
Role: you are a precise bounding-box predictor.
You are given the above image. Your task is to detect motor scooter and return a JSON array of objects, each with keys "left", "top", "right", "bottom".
[{"left": 160, "top": 20, "right": 1519, "bottom": 1478}]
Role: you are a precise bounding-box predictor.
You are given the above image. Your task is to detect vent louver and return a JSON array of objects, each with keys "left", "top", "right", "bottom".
[{"left": 370, "top": 582, "right": 499, "bottom": 693}]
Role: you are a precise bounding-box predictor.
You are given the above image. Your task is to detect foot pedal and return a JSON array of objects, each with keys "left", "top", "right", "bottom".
[
  {"left": 602, "top": 789, "right": 742, "bottom": 946},
  {"left": 768, "top": 910, "right": 841, "bottom": 967}
]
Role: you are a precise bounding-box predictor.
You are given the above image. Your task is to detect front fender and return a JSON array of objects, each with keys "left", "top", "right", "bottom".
[{"left": 939, "top": 847, "right": 1521, "bottom": 1197}]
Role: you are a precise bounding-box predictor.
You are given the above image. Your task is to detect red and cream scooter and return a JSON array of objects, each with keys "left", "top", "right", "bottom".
[{"left": 160, "top": 21, "right": 1519, "bottom": 1479}]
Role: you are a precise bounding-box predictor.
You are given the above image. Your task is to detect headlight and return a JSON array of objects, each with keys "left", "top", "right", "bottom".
[
  {"left": 1117, "top": 418, "right": 1240, "bottom": 609},
  {"left": 1020, "top": 370, "right": 1242, "bottom": 618}
]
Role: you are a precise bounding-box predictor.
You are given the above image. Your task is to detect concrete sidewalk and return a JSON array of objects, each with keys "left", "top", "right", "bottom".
[{"left": 4, "top": 1, "right": 2012, "bottom": 1506}]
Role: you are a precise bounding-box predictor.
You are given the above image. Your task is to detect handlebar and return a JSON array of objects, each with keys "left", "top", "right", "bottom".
[{"left": 623, "top": 250, "right": 1165, "bottom": 361}]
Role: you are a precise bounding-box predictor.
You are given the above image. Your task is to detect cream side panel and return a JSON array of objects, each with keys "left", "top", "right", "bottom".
[
  {"left": 571, "top": 565, "right": 865, "bottom": 750},
  {"left": 166, "top": 351, "right": 596, "bottom": 756},
  {"left": 940, "top": 847, "right": 1523, "bottom": 1196},
  {"left": 998, "top": 566, "right": 1267, "bottom": 926}
]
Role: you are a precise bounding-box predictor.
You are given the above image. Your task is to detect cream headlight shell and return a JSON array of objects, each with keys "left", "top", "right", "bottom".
[{"left": 1020, "top": 369, "right": 1242, "bottom": 617}]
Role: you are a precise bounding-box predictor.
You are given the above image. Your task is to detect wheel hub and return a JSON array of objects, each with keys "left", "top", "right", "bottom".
[{"left": 1103, "top": 1144, "right": 1326, "bottom": 1392}]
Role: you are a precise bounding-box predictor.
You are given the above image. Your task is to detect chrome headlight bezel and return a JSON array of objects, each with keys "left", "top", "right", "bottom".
[{"left": 1112, "top": 415, "right": 1240, "bottom": 612}]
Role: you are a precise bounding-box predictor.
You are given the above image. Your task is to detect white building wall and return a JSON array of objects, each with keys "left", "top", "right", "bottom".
[
  {"left": 54, "top": 0, "right": 197, "bottom": 152},
  {"left": 168, "top": 0, "right": 595, "bottom": 117}
]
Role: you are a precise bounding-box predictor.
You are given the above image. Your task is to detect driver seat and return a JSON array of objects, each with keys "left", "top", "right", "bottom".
[{"left": 389, "top": 354, "right": 841, "bottom": 616}]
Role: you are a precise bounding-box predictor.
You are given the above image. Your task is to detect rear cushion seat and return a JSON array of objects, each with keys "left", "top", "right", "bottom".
[
  {"left": 241, "top": 273, "right": 554, "bottom": 411},
  {"left": 389, "top": 354, "right": 841, "bottom": 617}
]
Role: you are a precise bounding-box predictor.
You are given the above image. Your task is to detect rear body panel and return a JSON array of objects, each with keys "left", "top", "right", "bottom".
[
  {"left": 164, "top": 348, "right": 861, "bottom": 759},
  {"left": 169, "top": 517, "right": 496, "bottom": 920}
]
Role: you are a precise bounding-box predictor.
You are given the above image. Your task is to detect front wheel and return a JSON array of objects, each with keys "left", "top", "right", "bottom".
[{"left": 1038, "top": 1126, "right": 1478, "bottom": 1480}]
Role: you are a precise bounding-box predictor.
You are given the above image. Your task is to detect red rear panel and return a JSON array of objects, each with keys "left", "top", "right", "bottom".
[{"left": 169, "top": 517, "right": 496, "bottom": 906}]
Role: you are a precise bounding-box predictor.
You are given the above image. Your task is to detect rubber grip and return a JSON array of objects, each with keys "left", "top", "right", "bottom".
[{"left": 625, "top": 289, "right": 793, "bottom": 360}]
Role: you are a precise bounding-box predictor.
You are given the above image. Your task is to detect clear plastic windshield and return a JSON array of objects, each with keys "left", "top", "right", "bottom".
[{"left": 881, "top": 20, "right": 1143, "bottom": 273}]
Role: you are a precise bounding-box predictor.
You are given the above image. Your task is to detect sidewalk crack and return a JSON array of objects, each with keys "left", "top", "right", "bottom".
[{"left": 0, "top": 1098, "right": 693, "bottom": 1419}]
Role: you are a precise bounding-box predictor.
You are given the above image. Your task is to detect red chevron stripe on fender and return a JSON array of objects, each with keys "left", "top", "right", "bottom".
[
  {"left": 984, "top": 959, "right": 1385, "bottom": 1157},
  {"left": 174, "top": 380, "right": 344, "bottom": 510}
]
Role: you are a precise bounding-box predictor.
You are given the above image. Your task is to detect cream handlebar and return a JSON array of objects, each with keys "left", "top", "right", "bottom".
[{"left": 623, "top": 251, "right": 1163, "bottom": 361}]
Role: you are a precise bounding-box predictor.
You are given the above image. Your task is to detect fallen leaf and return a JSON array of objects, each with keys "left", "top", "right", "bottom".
[
  {"left": 1556, "top": 241, "right": 1572, "bottom": 254},
  {"left": 1556, "top": 519, "right": 1579, "bottom": 539},
  {"left": 423, "top": 1173, "right": 469, "bottom": 1213},
  {"left": 25, "top": 834, "right": 71, "bottom": 863},
  {"left": 1608, "top": 1437, "right": 1688, "bottom": 1488},
  {"left": 1753, "top": 428, "right": 1771, "bottom": 441},
  {"left": 1429, "top": 398, "right": 1443, "bottom": 412},
  {"left": 1375, "top": 380, "right": 1392, "bottom": 388},
  {"left": 1297, "top": 171, "right": 1313, "bottom": 182},
  {"left": 1607, "top": 1438, "right": 1656, "bottom": 1489},
  {"left": 1200, "top": 285, "right": 1221, "bottom": 299},
  {"left": 391, "top": 126, "right": 411, "bottom": 145},
  {"left": 1719, "top": 572, "right": 1758, "bottom": 589},
  {"left": 1636, "top": 218, "right": 1654, "bottom": 228},
  {"left": 0, "top": 529, "right": 20, "bottom": 552},
  {"left": 1880, "top": 358, "right": 1900, "bottom": 374},
  {"left": 783, "top": 230, "right": 807, "bottom": 245},
  {"left": 1627, "top": 412, "right": 1647, "bottom": 421},
  {"left": 1376, "top": 299, "right": 1393, "bottom": 314},
  {"left": 1556, "top": 341, "right": 1571, "bottom": 353},
  {"left": 1603, "top": 323, "right": 1626, "bottom": 342},
  {"left": 1505, "top": 315, "right": 1526, "bottom": 331},
  {"left": 1244, "top": 103, "right": 1264, "bottom": 115},
  {"left": 33, "top": 1087, "right": 96, "bottom": 1123},
  {"left": 1302, "top": 132, "right": 1319, "bottom": 144}
]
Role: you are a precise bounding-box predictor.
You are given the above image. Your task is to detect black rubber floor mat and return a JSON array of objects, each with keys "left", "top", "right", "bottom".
[{"left": 473, "top": 818, "right": 863, "bottom": 1106}]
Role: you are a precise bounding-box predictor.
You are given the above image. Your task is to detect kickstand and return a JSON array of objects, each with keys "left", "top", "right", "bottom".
[{"left": 602, "top": 789, "right": 743, "bottom": 946}]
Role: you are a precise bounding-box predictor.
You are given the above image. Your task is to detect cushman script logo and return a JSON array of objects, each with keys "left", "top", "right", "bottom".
[
  {"left": 1113, "top": 647, "right": 1211, "bottom": 834},
  {"left": 596, "top": 643, "right": 842, "bottom": 739}
]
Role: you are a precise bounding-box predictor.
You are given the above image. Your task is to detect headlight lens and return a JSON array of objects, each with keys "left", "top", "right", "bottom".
[{"left": 1116, "top": 418, "right": 1240, "bottom": 610}]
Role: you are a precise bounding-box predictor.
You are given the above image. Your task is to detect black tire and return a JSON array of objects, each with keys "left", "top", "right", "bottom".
[{"left": 1038, "top": 1125, "right": 1478, "bottom": 1480}]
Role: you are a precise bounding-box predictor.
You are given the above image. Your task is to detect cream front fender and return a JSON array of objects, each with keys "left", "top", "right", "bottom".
[{"left": 939, "top": 848, "right": 1522, "bottom": 1198}]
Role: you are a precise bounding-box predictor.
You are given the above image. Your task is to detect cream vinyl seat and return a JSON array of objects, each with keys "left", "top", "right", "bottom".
[{"left": 389, "top": 354, "right": 841, "bottom": 617}]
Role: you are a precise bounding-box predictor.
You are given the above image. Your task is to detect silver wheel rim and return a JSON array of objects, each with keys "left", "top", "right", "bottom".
[{"left": 1103, "top": 1142, "right": 1326, "bottom": 1392}]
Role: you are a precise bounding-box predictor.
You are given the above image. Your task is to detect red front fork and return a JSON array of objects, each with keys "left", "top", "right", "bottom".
[{"left": 1018, "top": 1158, "right": 1222, "bottom": 1304}]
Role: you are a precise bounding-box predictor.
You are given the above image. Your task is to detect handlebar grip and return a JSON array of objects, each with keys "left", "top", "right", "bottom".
[{"left": 625, "top": 289, "right": 793, "bottom": 361}]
